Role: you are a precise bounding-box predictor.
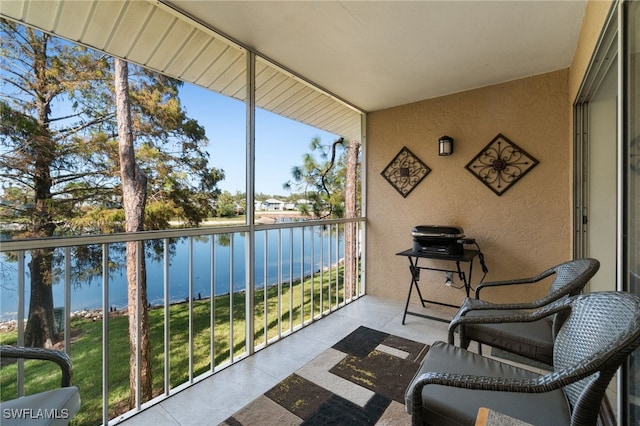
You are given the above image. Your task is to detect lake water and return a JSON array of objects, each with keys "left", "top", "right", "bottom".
[{"left": 0, "top": 226, "right": 345, "bottom": 321}]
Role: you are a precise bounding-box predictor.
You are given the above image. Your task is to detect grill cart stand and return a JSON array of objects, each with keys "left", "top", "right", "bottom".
[{"left": 397, "top": 248, "right": 479, "bottom": 324}]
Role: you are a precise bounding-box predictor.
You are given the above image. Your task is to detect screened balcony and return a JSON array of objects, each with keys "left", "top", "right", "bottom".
[{"left": 1, "top": 1, "right": 639, "bottom": 425}]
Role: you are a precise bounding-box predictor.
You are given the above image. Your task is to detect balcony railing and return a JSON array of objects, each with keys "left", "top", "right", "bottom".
[{"left": 0, "top": 218, "right": 365, "bottom": 425}]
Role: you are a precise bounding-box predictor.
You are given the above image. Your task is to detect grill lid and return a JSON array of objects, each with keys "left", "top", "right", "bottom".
[{"left": 411, "top": 225, "right": 464, "bottom": 239}]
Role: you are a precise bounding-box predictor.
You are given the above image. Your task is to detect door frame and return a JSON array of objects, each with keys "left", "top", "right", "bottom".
[{"left": 573, "top": 4, "right": 619, "bottom": 285}]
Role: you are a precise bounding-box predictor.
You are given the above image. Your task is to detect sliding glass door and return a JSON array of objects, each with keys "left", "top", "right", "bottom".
[
  {"left": 624, "top": 1, "right": 639, "bottom": 423},
  {"left": 575, "top": 1, "right": 639, "bottom": 422}
]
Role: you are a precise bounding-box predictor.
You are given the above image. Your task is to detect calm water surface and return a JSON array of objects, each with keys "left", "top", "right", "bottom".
[{"left": 0, "top": 226, "right": 344, "bottom": 321}]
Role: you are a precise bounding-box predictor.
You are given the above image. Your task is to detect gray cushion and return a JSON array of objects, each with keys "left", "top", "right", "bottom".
[
  {"left": 406, "top": 342, "right": 571, "bottom": 426},
  {"left": 462, "top": 309, "right": 554, "bottom": 365},
  {"left": 0, "top": 387, "right": 80, "bottom": 426}
]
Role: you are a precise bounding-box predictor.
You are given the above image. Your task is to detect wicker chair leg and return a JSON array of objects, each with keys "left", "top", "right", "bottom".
[{"left": 457, "top": 325, "right": 471, "bottom": 349}]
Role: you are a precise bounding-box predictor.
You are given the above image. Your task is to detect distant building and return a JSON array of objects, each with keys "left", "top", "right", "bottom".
[
  {"left": 259, "top": 198, "right": 286, "bottom": 211},
  {"left": 254, "top": 198, "right": 311, "bottom": 211}
]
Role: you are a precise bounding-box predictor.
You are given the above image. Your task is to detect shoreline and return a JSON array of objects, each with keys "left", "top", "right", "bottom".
[{"left": 0, "top": 258, "right": 345, "bottom": 332}]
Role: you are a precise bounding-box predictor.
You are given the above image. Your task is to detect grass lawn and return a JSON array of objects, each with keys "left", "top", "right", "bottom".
[{"left": 0, "top": 266, "right": 348, "bottom": 425}]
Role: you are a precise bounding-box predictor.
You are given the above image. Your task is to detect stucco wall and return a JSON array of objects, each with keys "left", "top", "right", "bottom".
[{"left": 366, "top": 70, "right": 571, "bottom": 306}]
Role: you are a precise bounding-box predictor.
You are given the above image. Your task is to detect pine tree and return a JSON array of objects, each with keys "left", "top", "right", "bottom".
[
  {"left": 0, "top": 20, "right": 111, "bottom": 347},
  {"left": 1, "top": 20, "right": 223, "bottom": 405},
  {"left": 284, "top": 136, "right": 361, "bottom": 295}
]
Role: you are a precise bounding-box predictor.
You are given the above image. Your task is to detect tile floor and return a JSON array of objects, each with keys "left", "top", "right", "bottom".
[{"left": 117, "top": 295, "right": 551, "bottom": 426}]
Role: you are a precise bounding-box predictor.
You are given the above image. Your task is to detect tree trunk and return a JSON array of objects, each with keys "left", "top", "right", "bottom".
[
  {"left": 25, "top": 174, "right": 57, "bottom": 347},
  {"left": 114, "top": 57, "right": 152, "bottom": 407},
  {"left": 26, "top": 143, "right": 57, "bottom": 348},
  {"left": 24, "top": 249, "right": 56, "bottom": 348},
  {"left": 344, "top": 140, "right": 361, "bottom": 297},
  {"left": 24, "top": 33, "right": 57, "bottom": 348}
]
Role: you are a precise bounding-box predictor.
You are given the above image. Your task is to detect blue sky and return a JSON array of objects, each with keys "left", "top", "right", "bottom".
[
  {"left": 1, "top": 67, "right": 338, "bottom": 198},
  {"left": 179, "top": 83, "right": 340, "bottom": 196},
  {"left": 0, "top": 23, "right": 341, "bottom": 198}
]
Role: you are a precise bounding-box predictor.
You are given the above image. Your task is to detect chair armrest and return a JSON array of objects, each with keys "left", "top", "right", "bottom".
[
  {"left": 0, "top": 345, "right": 73, "bottom": 387},
  {"left": 475, "top": 269, "right": 555, "bottom": 299},
  {"left": 406, "top": 370, "right": 546, "bottom": 418},
  {"left": 447, "top": 299, "right": 570, "bottom": 344},
  {"left": 457, "top": 297, "right": 543, "bottom": 315}
]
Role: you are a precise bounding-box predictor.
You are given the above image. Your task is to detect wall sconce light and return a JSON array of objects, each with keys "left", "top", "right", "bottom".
[{"left": 439, "top": 135, "right": 454, "bottom": 156}]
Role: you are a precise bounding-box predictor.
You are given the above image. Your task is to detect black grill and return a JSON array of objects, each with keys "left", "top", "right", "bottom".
[{"left": 411, "top": 225, "right": 465, "bottom": 255}]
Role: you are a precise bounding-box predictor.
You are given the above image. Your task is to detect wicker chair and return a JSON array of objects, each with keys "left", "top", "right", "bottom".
[
  {"left": 449, "top": 258, "right": 600, "bottom": 366},
  {"left": 0, "top": 346, "right": 80, "bottom": 426},
  {"left": 405, "top": 291, "right": 640, "bottom": 426}
]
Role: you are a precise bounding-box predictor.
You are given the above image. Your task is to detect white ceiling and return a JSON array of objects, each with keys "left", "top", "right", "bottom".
[
  {"left": 166, "top": 1, "right": 588, "bottom": 112},
  {"left": 1, "top": 0, "right": 588, "bottom": 140}
]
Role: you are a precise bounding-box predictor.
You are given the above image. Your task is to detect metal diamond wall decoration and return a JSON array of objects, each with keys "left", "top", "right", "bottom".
[
  {"left": 381, "top": 147, "right": 431, "bottom": 198},
  {"left": 465, "top": 133, "right": 539, "bottom": 196}
]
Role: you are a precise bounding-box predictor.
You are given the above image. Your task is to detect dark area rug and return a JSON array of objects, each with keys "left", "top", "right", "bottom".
[{"left": 220, "top": 326, "right": 429, "bottom": 426}]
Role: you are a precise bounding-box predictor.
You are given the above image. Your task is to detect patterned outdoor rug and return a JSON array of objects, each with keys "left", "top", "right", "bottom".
[{"left": 220, "top": 326, "right": 429, "bottom": 426}]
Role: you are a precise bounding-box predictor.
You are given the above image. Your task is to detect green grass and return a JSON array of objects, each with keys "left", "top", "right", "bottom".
[{"left": 0, "top": 266, "right": 352, "bottom": 425}]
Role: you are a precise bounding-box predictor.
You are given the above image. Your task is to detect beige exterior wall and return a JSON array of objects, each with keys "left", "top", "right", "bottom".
[
  {"left": 366, "top": 70, "right": 571, "bottom": 306},
  {"left": 364, "top": 0, "right": 613, "bottom": 307}
]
